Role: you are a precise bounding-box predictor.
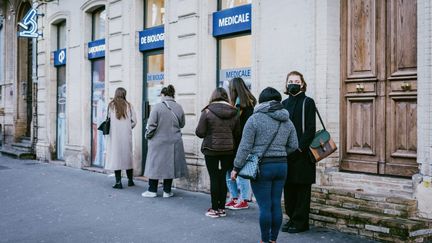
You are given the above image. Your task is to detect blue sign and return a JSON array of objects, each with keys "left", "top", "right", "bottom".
[
  {"left": 88, "top": 39, "right": 105, "bottom": 59},
  {"left": 18, "top": 8, "right": 40, "bottom": 38},
  {"left": 54, "top": 48, "right": 66, "bottom": 66},
  {"left": 213, "top": 4, "right": 251, "bottom": 37},
  {"left": 139, "top": 26, "right": 164, "bottom": 51}
]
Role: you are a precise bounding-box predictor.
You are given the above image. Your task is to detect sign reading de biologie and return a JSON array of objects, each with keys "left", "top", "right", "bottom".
[
  {"left": 139, "top": 26, "right": 164, "bottom": 52},
  {"left": 213, "top": 4, "right": 251, "bottom": 37}
]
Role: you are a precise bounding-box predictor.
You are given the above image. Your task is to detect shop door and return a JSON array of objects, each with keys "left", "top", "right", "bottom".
[
  {"left": 91, "top": 58, "right": 106, "bottom": 167},
  {"left": 341, "top": 0, "right": 418, "bottom": 177},
  {"left": 142, "top": 51, "right": 164, "bottom": 174},
  {"left": 56, "top": 65, "right": 66, "bottom": 160}
]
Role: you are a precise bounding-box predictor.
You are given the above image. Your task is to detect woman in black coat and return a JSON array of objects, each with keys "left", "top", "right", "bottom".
[{"left": 281, "top": 71, "right": 316, "bottom": 233}]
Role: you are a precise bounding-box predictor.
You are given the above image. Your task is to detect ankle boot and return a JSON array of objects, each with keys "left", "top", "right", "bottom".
[
  {"left": 126, "top": 169, "right": 135, "bottom": 186},
  {"left": 113, "top": 170, "right": 123, "bottom": 189}
]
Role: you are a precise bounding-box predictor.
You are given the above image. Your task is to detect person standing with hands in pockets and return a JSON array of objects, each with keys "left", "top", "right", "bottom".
[{"left": 281, "top": 71, "right": 317, "bottom": 233}]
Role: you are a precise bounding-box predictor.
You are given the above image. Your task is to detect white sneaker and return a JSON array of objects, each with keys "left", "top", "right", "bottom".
[
  {"left": 163, "top": 191, "right": 174, "bottom": 198},
  {"left": 141, "top": 191, "right": 157, "bottom": 198}
]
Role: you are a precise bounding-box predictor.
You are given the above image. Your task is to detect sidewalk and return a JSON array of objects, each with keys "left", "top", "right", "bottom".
[{"left": 0, "top": 155, "right": 375, "bottom": 243}]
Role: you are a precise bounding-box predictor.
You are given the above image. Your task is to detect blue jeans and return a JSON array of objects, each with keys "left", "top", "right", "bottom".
[
  {"left": 226, "top": 172, "right": 251, "bottom": 201},
  {"left": 251, "top": 162, "right": 287, "bottom": 242}
]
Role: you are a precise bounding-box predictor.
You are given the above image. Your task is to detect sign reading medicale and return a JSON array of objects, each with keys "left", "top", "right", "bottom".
[
  {"left": 213, "top": 4, "right": 251, "bottom": 37},
  {"left": 219, "top": 67, "right": 252, "bottom": 91},
  {"left": 139, "top": 26, "right": 164, "bottom": 52},
  {"left": 88, "top": 39, "right": 105, "bottom": 59},
  {"left": 54, "top": 49, "right": 66, "bottom": 66}
]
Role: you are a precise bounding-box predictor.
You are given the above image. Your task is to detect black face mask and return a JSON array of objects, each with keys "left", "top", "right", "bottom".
[{"left": 288, "top": 84, "right": 301, "bottom": 95}]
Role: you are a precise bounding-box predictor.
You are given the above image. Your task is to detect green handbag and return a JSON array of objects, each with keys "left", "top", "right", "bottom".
[{"left": 302, "top": 98, "right": 337, "bottom": 162}]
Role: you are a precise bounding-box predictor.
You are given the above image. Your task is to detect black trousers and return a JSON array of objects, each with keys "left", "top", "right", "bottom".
[
  {"left": 205, "top": 155, "right": 233, "bottom": 210},
  {"left": 284, "top": 183, "right": 312, "bottom": 230},
  {"left": 148, "top": 179, "right": 173, "bottom": 193}
]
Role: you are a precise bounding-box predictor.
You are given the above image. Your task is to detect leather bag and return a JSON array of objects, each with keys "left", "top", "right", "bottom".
[
  {"left": 302, "top": 98, "right": 337, "bottom": 162},
  {"left": 97, "top": 107, "right": 110, "bottom": 135}
]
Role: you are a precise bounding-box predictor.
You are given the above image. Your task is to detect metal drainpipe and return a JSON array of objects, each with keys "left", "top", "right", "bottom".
[{"left": 31, "top": 2, "right": 38, "bottom": 156}]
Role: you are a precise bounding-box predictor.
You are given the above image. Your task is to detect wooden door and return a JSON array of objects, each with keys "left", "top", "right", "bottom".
[{"left": 341, "top": 0, "right": 418, "bottom": 177}]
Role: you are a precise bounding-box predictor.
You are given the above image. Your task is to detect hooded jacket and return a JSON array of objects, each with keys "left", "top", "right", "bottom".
[
  {"left": 233, "top": 101, "right": 299, "bottom": 171},
  {"left": 195, "top": 101, "right": 241, "bottom": 156}
]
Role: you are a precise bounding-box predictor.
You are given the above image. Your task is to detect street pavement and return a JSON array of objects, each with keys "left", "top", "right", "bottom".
[{"left": 0, "top": 155, "right": 375, "bottom": 243}]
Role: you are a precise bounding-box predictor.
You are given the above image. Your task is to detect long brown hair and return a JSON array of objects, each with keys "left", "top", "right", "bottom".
[
  {"left": 109, "top": 87, "right": 130, "bottom": 119},
  {"left": 228, "top": 77, "right": 257, "bottom": 108},
  {"left": 209, "top": 87, "right": 230, "bottom": 105}
]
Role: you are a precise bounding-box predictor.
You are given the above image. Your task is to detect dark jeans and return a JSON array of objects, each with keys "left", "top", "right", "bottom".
[
  {"left": 148, "top": 179, "right": 173, "bottom": 193},
  {"left": 251, "top": 162, "right": 287, "bottom": 242},
  {"left": 205, "top": 155, "right": 233, "bottom": 210},
  {"left": 284, "top": 183, "right": 312, "bottom": 230}
]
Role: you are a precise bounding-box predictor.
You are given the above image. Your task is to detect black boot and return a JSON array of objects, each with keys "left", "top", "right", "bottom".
[
  {"left": 126, "top": 169, "right": 135, "bottom": 187},
  {"left": 113, "top": 170, "right": 123, "bottom": 189}
]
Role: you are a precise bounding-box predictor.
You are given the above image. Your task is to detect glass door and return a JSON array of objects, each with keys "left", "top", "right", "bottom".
[
  {"left": 91, "top": 59, "right": 106, "bottom": 167},
  {"left": 142, "top": 50, "right": 164, "bottom": 174},
  {"left": 56, "top": 65, "right": 66, "bottom": 160}
]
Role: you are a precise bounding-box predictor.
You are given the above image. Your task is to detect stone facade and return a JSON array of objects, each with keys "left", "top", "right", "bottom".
[
  {"left": 20, "top": 0, "right": 432, "bottom": 224},
  {"left": 0, "top": 0, "right": 37, "bottom": 154}
]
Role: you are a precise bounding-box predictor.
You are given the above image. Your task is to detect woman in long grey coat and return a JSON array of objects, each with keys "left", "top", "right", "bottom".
[
  {"left": 142, "top": 85, "right": 188, "bottom": 198},
  {"left": 105, "top": 87, "right": 137, "bottom": 189}
]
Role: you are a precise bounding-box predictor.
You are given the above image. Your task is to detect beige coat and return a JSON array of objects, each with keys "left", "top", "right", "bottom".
[
  {"left": 105, "top": 104, "right": 137, "bottom": 171},
  {"left": 144, "top": 97, "right": 188, "bottom": 179}
]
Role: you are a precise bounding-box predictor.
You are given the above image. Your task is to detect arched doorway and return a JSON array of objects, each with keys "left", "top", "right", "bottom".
[{"left": 16, "top": 2, "right": 33, "bottom": 139}]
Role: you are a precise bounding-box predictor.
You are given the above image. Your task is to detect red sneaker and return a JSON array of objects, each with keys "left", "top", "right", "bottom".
[
  {"left": 231, "top": 200, "right": 249, "bottom": 210},
  {"left": 225, "top": 198, "right": 238, "bottom": 209}
]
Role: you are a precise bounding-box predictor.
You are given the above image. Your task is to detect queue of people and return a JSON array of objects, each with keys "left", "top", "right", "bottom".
[{"left": 104, "top": 71, "right": 317, "bottom": 243}]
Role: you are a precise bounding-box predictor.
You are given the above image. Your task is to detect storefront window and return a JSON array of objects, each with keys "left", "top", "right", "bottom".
[
  {"left": 220, "top": 0, "right": 251, "bottom": 10},
  {"left": 218, "top": 35, "right": 252, "bottom": 90},
  {"left": 146, "top": 0, "right": 165, "bottom": 28},
  {"left": 92, "top": 8, "right": 106, "bottom": 40},
  {"left": 146, "top": 53, "right": 164, "bottom": 106},
  {"left": 91, "top": 8, "right": 106, "bottom": 167},
  {"left": 0, "top": 20, "right": 4, "bottom": 85},
  {"left": 56, "top": 21, "right": 67, "bottom": 160}
]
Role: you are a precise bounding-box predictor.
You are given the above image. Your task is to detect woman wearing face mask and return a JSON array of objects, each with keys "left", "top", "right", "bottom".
[{"left": 281, "top": 71, "right": 316, "bottom": 233}]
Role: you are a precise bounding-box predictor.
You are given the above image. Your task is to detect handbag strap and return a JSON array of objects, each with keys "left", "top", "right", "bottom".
[
  {"left": 260, "top": 121, "right": 281, "bottom": 159},
  {"left": 163, "top": 101, "right": 181, "bottom": 126},
  {"left": 302, "top": 97, "right": 326, "bottom": 133},
  {"left": 106, "top": 105, "right": 110, "bottom": 120}
]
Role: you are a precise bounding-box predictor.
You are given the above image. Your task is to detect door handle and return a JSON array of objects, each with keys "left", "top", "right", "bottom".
[
  {"left": 401, "top": 82, "right": 411, "bottom": 91},
  {"left": 356, "top": 84, "right": 365, "bottom": 93}
]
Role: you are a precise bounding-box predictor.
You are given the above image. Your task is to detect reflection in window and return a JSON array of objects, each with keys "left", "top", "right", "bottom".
[
  {"left": 146, "top": 53, "right": 164, "bottom": 106},
  {"left": 146, "top": 0, "right": 165, "bottom": 28},
  {"left": 220, "top": 0, "right": 251, "bottom": 10},
  {"left": 57, "top": 21, "right": 66, "bottom": 49},
  {"left": 219, "top": 35, "right": 251, "bottom": 69},
  {"left": 0, "top": 23, "right": 4, "bottom": 84},
  {"left": 148, "top": 54, "right": 164, "bottom": 73},
  {"left": 92, "top": 8, "right": 106, "bottom": 40},
  {"left": 219, "top": 35, "right": 252, "bottom": 90}
]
